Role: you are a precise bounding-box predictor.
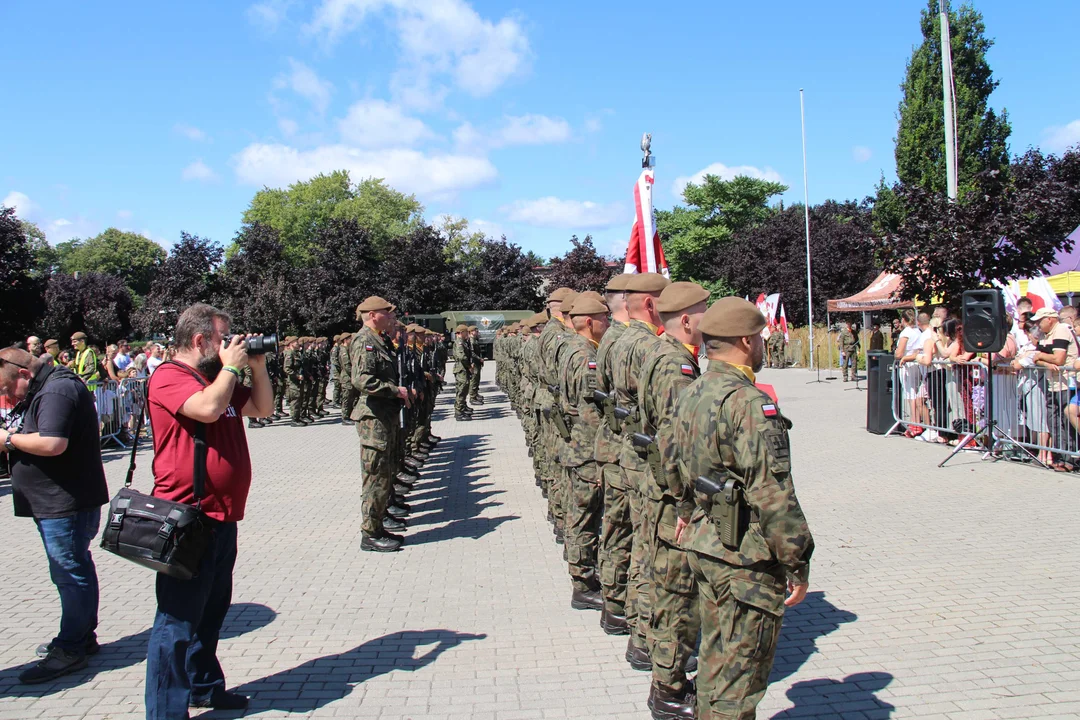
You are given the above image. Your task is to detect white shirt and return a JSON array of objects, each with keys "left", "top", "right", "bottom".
[
  {"left": 147, "top": 356, "right": 164, "bottom": 374},
  {"left": 914, "top": 328, "right": 935, "bottom": 359},
  {"left": 114, "top": 352, "right": 132, "bottom": 371},
  {"left": 897, "top": 327, "right": 922, "bottom": 357}
]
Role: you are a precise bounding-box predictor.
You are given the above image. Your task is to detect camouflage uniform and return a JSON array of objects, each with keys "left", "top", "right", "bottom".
[
  {"left": 338, "top": 335, "right": 357, "bottom": 423},
  {"left": 468, "top": 332, "right": 484, "bottom": 401},
  {"left": 675, "top": 360, "right": 814, "bottom": 719},
  {"left": 315, "top": 338, "right": 330, "bottom": 414},
  {"left": 283, "top": 344, "right": 304, "bottom": 422},
  {"left": 542, "top": 317, "right": 574, "bottom": 535},
  {"left": 453, "top": 332, "right": 471, "bottom": 415},
  {"left": 638, "top": 332, "right": 701, "bottom": 694},
  {"left": 535, "top": 317, "right": 565, "bottom": 503},
  {"left": 350, "top": 326, "right": 402, "bottom": 536},
  {"left": 520, "top": 331, "right": 542, "bottom": 476},
  {"left": 838, "top": 326, "right": 858, "bottom": 381},
  {"left": 767, "top": 330, "right": 786, "bottom": 369}
]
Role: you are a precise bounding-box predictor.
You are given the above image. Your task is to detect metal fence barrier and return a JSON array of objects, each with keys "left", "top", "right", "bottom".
[
  {"left": 890, "top": 359, "right": 1080, "bottom": 467},
  {"left": 93, "top": 378, "right": 149, "bottom": 449}
]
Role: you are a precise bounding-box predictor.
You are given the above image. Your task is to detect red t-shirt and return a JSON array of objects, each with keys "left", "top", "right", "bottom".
[{"left": 148, "top": 362, "right": 253, "bottom": 522}]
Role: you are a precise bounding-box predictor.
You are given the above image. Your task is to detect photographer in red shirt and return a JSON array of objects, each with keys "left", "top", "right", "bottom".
[{"left": 144, "top": 304, "right": 273, "bottom": 719}]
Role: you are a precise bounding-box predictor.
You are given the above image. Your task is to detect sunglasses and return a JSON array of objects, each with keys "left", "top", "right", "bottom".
[{"left": 0, "top": 358, "right": 29, "bottom": 370}]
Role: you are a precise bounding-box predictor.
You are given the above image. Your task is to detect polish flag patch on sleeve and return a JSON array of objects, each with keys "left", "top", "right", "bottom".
[
  {"left": 365, "top": 345, "right": 374, "bottom": 351},
  {"left": 680, "top": 364, "right": 694, "bottom": 376},
  {"left": 762, "top": 403, "right": 778, "bottom": 418},
  {"left": 588, "top": 360, "right": 597, "bottom": 370}
]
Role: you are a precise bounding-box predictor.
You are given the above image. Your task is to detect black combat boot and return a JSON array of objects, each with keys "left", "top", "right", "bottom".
[
  {"left": 600, "top": 608, "right": 630, "bottom": 636},
  {"left": 361, "top": 532, "right": 401, "bottom": 552},
  {"left": 647, "top": 683, "right": 696, "bottom": 720},
  {"left": 570, "top": 588, "right": 603, "bottom": 611},
  {"left": 625, "top": 637, "right": 652, "bottom": 671}
]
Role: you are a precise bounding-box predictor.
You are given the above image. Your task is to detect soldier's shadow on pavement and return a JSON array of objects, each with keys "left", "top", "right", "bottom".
[
  {"left": 0, "top": 602, "right": 277, "bottom": 698},
  {"left": 207, "top": 629, "right": 487, "bottom": 717},
  {"left": 770, "top": 672, "right": 895, "bottom": 719},
  {"left": 769, "top": 591, "right": 858, "bottom": 683},
  {"left": 0, "top": 478, "right": 11, "bottom": 498}
]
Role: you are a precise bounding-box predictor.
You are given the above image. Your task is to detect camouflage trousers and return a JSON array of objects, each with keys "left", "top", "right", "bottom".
[
  {"left": 623, "top": 467, "right": 654, "bottom": 651},
  {"left": 332, "top": 374, "right": 342, "bottom": 406},
  {"left": 546, "top": 428, "right": 566, "bottom": 527},
  {"left": 686, "top": 554, "right": 787, "bottom": 720},
  {"left": 409, "top": 390, "right": 433, "bottom": 450},
  {"left": 339, "top": 378, "right": 357, "bottom": 421},
  {"left": 469, "top": 365, "right": 483, "bottom": 399},
  {"left": 454, "top": 370, "right": 470, "bottom": 413},
  {"left": 647, "top": 498, "right": 700, "bottom": 692},
  {"left": 303, "top": 379, "right": 317, "bottom": 415},
  {"left": 287, "top": 383, "right": 303, "bottom": 421},
  {"left": 316, "top": 377, "right": 328, "bottom": 411},
  {"left": 598, "top": 463, "right": 633, "bottom": 616},
  {"left": 273, "top": 377, "right": 285, "bottom": 414},
  {"left": 565, "top": 463, "right": 601, "bottom": 591},
  {"left": 357, "top": 417, "right": 396, "bottom": 535}
]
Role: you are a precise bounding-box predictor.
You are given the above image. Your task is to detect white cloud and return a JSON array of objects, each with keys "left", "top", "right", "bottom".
[
  {"left": 502, "top": 197, "right": 626, "bottom": 230},
  {"left": 174, "top": 123, "right": 207, "bottom": 142},
  {"left": 181, "top": 159, "right": 219, "bottom": 182},
  {"left": 274, "top": 58, "right": 334, "bottom": 114},
  {"left": 338, "top": 100, "right": 434, "bottom": 148},
  {"left": 671, "top": 162, "right": 785, "bottom": 198},
  {"left": 233, "top": 143, "right": 497, "bottom": 197},
  {"left": 2, "top": 191, "right": 36, "bottom": 218},
  {"left": 471, "top": 218, "right": 508, "bottom": 240},
  {"left": 306, "top": 0, "right": 529, "bottom": 102},
  {"left": 117, "top": 209, "right": 133, "bottom": 219},
  {"left": 853, "top": 145, "right": 873, "bottom": 163},
  {"left": 453, "top": 114, "right": 571, "bottom": 152},
  {"left": 247, "top": 0, "right": 294, "bottom": 31},
  {"left": 278, "top": 118, "right": 299, "bottom": 137},
  {"left": 1045, "top": 120, "right": 1080, "bottom": 154}
]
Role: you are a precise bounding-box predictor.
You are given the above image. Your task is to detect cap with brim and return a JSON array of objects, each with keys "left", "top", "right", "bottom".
[
  {"left": 657, "top": 282, "right": 711, "bottom": 314},
  {"left": 44, "top": 339, "right": 58, "bottom": 348},
  {"left": 568, "top": 296, "right": 611, "bottom": 316},
  {"left": 606, "top": 273, "right": 631, "bottom": 292},
  {"left": 625, "top": 272, "right": 670, "bottom": 293},
  {"left": 1031, "top": 308, "right": 1059, "bottom": 321},
  {"left": 71, "top": 332, "right": 87, "bottom": 341},
  {"left": 356, "top": 296, "right": 394, "bottom": 314},
  {"left": 699, "top": 297, "right": 766, "bottom": 338},
  {"left": 547, "top": 287, "right": 574, "bottom": 303}
]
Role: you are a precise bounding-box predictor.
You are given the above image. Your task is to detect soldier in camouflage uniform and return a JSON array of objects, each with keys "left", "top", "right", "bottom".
[
  {"left": 468, "top": 326, "right": 485, "bottom": 405},
  {"left": 282, "top": 336, "right": 307, "bottom": 427},
  {"left": 595, "top": 273, "right": 633, "bottom": 635},
  {"left": 350, "top": 296, "right": 411, "bottom": 553},
  {"left": 315, "top": 337, "right": 330, "bottom": 416},
  {"left": 452, "top": 324, "right": 473, "bottom": 420},
  {"left": 558, "top": 294, "right": 611, "bottom": 611},
  {"left": 545, "top": 289, "right": 579, "bottom": 543},
  {"left": 838, "top": 321, "right": 858, "bottom": 381},
  {"left": 637, "top": 282, "right": 710, "bottom": 719},
  {"left": 609, "top": 272, "right": 670, "bottom": 671},
  {"left": 767, "top": 324, "right": 786, "bottom": 368},
  {"left": 519, "top": 316, "right": 544, "bottom": 480},
  {"left": 338, "top": 333, "right": 357, "bottom": 425},
  {"left": 674, "top": 296, "right": 814, "bottom": 720}
]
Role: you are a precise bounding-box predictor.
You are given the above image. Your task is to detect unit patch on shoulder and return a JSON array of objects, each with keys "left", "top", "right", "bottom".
[
  {"left": 762, "top": 403, "right": 778, "bottom": 418},
  {"left": 680, "top": 364, "right": 694, "bottom": 376}
]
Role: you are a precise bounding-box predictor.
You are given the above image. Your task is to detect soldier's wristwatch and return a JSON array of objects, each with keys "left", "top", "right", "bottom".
[{"left": 4, "top": 434, "right": 15, "bottom": 453}]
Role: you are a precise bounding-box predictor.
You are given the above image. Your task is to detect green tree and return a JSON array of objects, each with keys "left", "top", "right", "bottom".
[
  {"left": 545, "top": 236, "right": 616, "bottom": 293},
  {"left": 656, "top": 175, "right": 787, "bottom": 280},
  {"left": 0, "top": 207, "right": 46, "bottom": 344},
  {"left": 894, "top": 0, "right": 1011, "bottom": 195},
  {"left": 133, "top": 233, "right": 224, "bottom": 336},
  {"left": 20, "top": 220, "right": 59, "bottom": 277},
  {"left": 241, "top": 171, "right": 424, "bottom": 263},
  {"left": 439, "top": 215, "right": 488, "bottom": 270},
  {"left": 59, "top": 228, "right": 166, "bottom": 296}
]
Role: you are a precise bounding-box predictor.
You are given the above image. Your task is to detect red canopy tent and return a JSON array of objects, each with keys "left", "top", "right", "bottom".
[{"left": 827, "top": 272, "right": 910, "bottom": 313}]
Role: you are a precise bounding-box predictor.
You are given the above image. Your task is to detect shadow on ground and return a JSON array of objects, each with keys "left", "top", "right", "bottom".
[
  {"left": 769, "top": 591, "right": 858, "bottom": 684},
  {"left": 771, "top": 671, "right": 895, "bottom": 718},
  {"left": 0, "top": 602, "right": 276, "bottom": 698},
  {"left": 207, "top": 629, "right": 487, "bottom": 717}
]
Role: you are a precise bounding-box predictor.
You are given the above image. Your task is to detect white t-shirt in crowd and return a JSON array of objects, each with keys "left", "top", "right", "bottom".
[
  {"left": 147, "top": 356, "right": 164, "bottom": 374},
  {"left": 897, "top": 326, "right": 922, "bottom": 357},
  {"left": 114, "top": 352, "right": 132, "bottom": 371},
  {"left": 914, "top": 328, "right": 935, "bottom": 359}
]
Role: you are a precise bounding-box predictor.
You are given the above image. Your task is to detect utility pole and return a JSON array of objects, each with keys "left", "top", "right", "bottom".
[{"left": 940, "top": 0, "right": 959, "bottom": 201}]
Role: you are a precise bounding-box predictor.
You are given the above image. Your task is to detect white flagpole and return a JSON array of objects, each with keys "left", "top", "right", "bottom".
[{"left": 800, "top": 89, "right": 815, "bottom": 371}]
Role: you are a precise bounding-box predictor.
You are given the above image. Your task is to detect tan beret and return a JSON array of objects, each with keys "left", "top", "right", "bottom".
[
  {"left": 606, "top": 273, "right": 631, "bottom": 291},
  {"left": 529, "top": 312, "right": 548, "bottom": 327},
  {"left": 317, "top": 337, "right": 327, "bottom": 343},
  {"left": 356, "top": 296, "right": 394, "bottom": 314},
  {"left": 657, "top": 282, "right": 711, "bottom": 314},
  {"left": 332, "top": 333, "right": 341, "bottom": 342},
  {"left": 561, "top": 291, "right": 579, "bottom": 311},
  {"left": 455, "top": 324, "right": 468, "bottom": 332},
  {"left": 547, "top": 286, "right": 574, "bottom": 303},
  {"left": 579, "top": 290, "right": 605, "bottom": 303},
  {"left": 625, "top": 272, "right": 670, "bottom": 293},
  {"left": 699, "top": 297, "right": 766, "bottom": 338},
  {"left": 568, "top": 295, "right": 610, "bottom": 316},
  {"left": 284, "top": 336, "right": 297, "bottom": 344}
]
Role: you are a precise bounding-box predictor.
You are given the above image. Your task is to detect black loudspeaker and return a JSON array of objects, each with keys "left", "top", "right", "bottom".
[
  {"left": 865, "top": 351, "right": 896, "bottom": 434},
  {"left": 962, "top": 289, "right": 1006, "bottom": 354}
]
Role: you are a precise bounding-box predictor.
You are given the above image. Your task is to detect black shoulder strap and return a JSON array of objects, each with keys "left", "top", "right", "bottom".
[{"left": 125, "top": 360, "right": 209, "bottom": 504}]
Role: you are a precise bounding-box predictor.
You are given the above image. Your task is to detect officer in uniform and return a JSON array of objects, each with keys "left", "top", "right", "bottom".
[
  {"left": 608, "top": 271, "right": 670, "bottom": 671},
  {"left": 338, "top": 333, "right": 357, "bottom": 425},
  {"left": 282, "top": 336, "right": 307, "bottom": 427},
  {"left": 838, "top": 321, "right": 858, "bottom": 381},
  {"left": 468, "top": 325, "right": 485, "bottom": 405},
  {"left": 767, "top": 323, "right": 786, "bottom": 369},
  {"left": 595, "top": 273, "right": 634, "bottom": 635},
  {"left": 315, "top": 337, "right": 330, "bottom": 416},
  {"left": 452, "top": 324, "right": 473, "bottom": 420},
  {"left": 673, "top": 297, "right": 814, "bottom": 719},
  {"left": 637, "top": 282, "right": 710, "bottom": 719},
  {"left": 537, "top": 288, "right": 575, "bottom": 541},
  {"left": 558, "top": 294, "right": 611, "bottom": 611},
  {"left": 350, "top": 296, "right": 412, "bottom": 552}
]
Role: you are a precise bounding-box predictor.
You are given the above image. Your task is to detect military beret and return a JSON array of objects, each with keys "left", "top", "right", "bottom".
[
  {"left": 356, "top": 296, "right": 394, "bottom": 314},
  {"left": 561, "top": 291, "right": 579, "bottom": 311},
  {"left": 44, "top": 338, "right": 58, "bottom": 348},
  {"left": 606, "top": 273, "right": 631, "bottom": 291},
  {"left": 547, "top": 287, "right": 574, "bottom": 303},
  {"left": 284, "top": 336, "right": 297, "bottom": 343},
  {"left": 579, "top": 290, "right": 605, "bottom": 303},
  {"left": 657, "top": 282, "right": 711, "bottom": 314},
  {"left": 530, "top": 312, "right": 549, "bottom": 326},
  {"left": 332, "top": 334, "right": 341, "bottom": 342},
  {"left": 317, "top": 336, "right": 327, "bottom": 343},
  {"left": 71, "top": 331, "right": 88, "bottom": 341},
  {"left": 699, "top": 297, "right": 766, "bottom": 338},
  {"left": 568, "top": 295, "right": 610, "bottom": 316},
  {"left": 625, "top": 272, "right": 670, "bottom": 293},
  {"left": 455, "top": 324, "right": 468, "bottom": 332}
]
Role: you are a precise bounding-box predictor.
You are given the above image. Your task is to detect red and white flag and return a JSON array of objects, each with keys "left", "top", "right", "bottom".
[
  {"left": 755, "top": 294, "right": 770, "bottom": 339},
  {"left": 1026, "top": 276, "right": 1063, "bottom": 312},
  {"left": 623, "top": 168, "right": 670, "bottom": 277},
  {"left": 780, "top": 304, "right": 790, "bottom": 342}
]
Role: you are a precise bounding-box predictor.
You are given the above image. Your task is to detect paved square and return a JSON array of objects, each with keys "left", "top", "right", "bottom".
[{"left": 1, "top": 364, "right": 1078, "bottom": 719}]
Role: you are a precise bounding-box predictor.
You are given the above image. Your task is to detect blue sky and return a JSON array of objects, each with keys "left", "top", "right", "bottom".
[{"left": 3, "top": 0, "right": 1078, "bottom": 260}]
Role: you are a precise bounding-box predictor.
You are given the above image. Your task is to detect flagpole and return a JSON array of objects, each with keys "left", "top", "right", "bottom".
[{"left": 800, "top": 89, "right": 816, "bottom": 372}]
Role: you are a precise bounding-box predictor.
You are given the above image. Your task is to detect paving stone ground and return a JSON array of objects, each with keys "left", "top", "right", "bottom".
[{"left": 1, "top": 363, "right": 1079, "bottom": 719}]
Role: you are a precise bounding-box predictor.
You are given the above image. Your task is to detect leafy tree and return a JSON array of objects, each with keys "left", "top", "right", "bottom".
[
  {"left": 297, "top": 219, "right": 382, "bottom": 334},
  {"left": 657, "top": 175, "right": 788, "bottom": 280},
  {"left": 42, "top": 272, "right": 133, "bottom": 345},
  {"left": 0, "top": 207, "right": 46, "bottom": 345},
  {"left": 59, "top": 228, "right": 166, "bottom": 296},
  {"left": 241, "top": 171, "right": 424, "bottom": 263},
  {"left": 133, "top": 233, "right": 224, "bottom": 336},
  {"left": 545, "top": 235, "right": 616, "bottom": 292},
  {"left": 894, "top": 0, "right": 1011, "bottom": 195},
  {"left": 379, "top": 226, "right": 461, "bottom": 314},
  {"left": 219, "top": 223, "right": 298, "bottom": 335},
  {"left": 459, "top": 238, "right": 542, "bottom": 309},
  {"left": 439, "top": 215, "right": 488, "bottom": 270},
  {"left": 703, "top": 201, "right": 879, "bottom": 326},
  {"left": 524, "top": 250, "right": 546, "bottom": 267},
  {"left": 872, "top": 149, "right": 1080, "bottom": 307},
  {"left": 19, "top": 220, "right": 58, "bottom": 277}
]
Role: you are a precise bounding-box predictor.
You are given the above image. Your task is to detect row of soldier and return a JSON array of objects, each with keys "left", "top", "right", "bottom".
[{"left": 492, "top": 275, "right": 815, "bottom": 720}]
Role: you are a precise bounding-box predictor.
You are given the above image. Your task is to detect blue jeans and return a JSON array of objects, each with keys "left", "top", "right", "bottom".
[
  {"left": 145, "top": 521, "right": 237, "bottom": 720},
  {"left": 35, "top": 509, "right": 102, "bottom": 653}
]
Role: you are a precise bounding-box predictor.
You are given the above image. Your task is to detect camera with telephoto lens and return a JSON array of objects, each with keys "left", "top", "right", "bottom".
[{"left": 224, "top": 334, "right": 277, "bottom": 355}]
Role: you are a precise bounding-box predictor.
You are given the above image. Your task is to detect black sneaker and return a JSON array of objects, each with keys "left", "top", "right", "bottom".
[
  {"left": 35, "top": 637, "right": 100, "bottom": 659},
  {"left": 18, "top": 646, "right": 88, "bottom": 684},
  {"left": 190, "top": 690, "right": 250, "bottom": 710}
]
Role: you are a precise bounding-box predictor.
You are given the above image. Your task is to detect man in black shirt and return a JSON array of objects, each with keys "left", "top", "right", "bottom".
[{"left": 0, "top": 347, "right": 109, "bottom": 684}]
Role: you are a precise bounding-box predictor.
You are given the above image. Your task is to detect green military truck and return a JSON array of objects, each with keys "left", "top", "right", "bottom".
[{"left": 440, "top": 310, "right": 535, "bottom": 360}]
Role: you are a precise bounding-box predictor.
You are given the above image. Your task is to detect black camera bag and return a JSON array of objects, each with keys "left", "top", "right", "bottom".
[{"left": 100, "top": 362, "right": 213, "bottom": 580}]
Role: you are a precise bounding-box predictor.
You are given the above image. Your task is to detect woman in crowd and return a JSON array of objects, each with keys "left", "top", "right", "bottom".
[
  {"left": 895, "top": 310, "right": 928, "bottom": 437},
  {"left": 1013, "top": 319, "right": 1051, "bottom": 467}
]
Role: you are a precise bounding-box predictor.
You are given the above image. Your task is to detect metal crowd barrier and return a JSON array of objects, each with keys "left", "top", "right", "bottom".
[
  {"left": 890, "top": 359, "right": 1080, "bottom": 466},
  {"left": 93, "top": 378, "right": 148, "bottom": 449}
]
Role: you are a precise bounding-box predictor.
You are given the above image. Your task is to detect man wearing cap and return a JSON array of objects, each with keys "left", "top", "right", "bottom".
[
  {"left": 595, "top": 272, "right": 634, "bottom": 635},
  {"left": 452, "top": 324, "right": 473, "bottom": 420},
  {"left": 540, "top": 288, "right": 577, "bottom": 541},
  {"left": 282, "top": 337, "right": 306, "bottom": 426},
  {"left": 315, "top": 337, "right": 331, "bottom": 416},
  {"left": 330, "top": 334, "right": 342, "bottom": 407},
  {"left": 70, "top": 332, "right": 100, "bottom": 387},
  {"left": 1033, "top": 306, "right": 1079, "bottom": 465},
  {"left": 517, "top": 317, "right": 541, "bottom": 471},
  {"left": 768, "top": 322, "right": 786, "bottom": 368},
  {"left": 40, "top": 339, "right": 59, "bottom": 366},
  {"left": 350, "top": 297, "right": 410, "bottom": 552},
  {"left": 609, "top": 271, "right": 670, "bottom": 670},
  {"left": 637, "top": 282, "right": 710, "bottom": 719},
  {"left": 673, "top": 296, "right": 814, "bottom": 720},
  {"left": 468, "top": 326, "right": 485, "bottom": 405},
  {"left": 838, "top": 321, "right": 858, "bottom": 381},
  {"left": 559, "top": 294, "right": 611, "bottom": 612}
]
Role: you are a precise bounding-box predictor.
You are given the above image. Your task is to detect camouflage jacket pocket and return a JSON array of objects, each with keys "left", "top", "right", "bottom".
[{"left": 357, "top": 417, "right": 389, "bottom": 450}]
